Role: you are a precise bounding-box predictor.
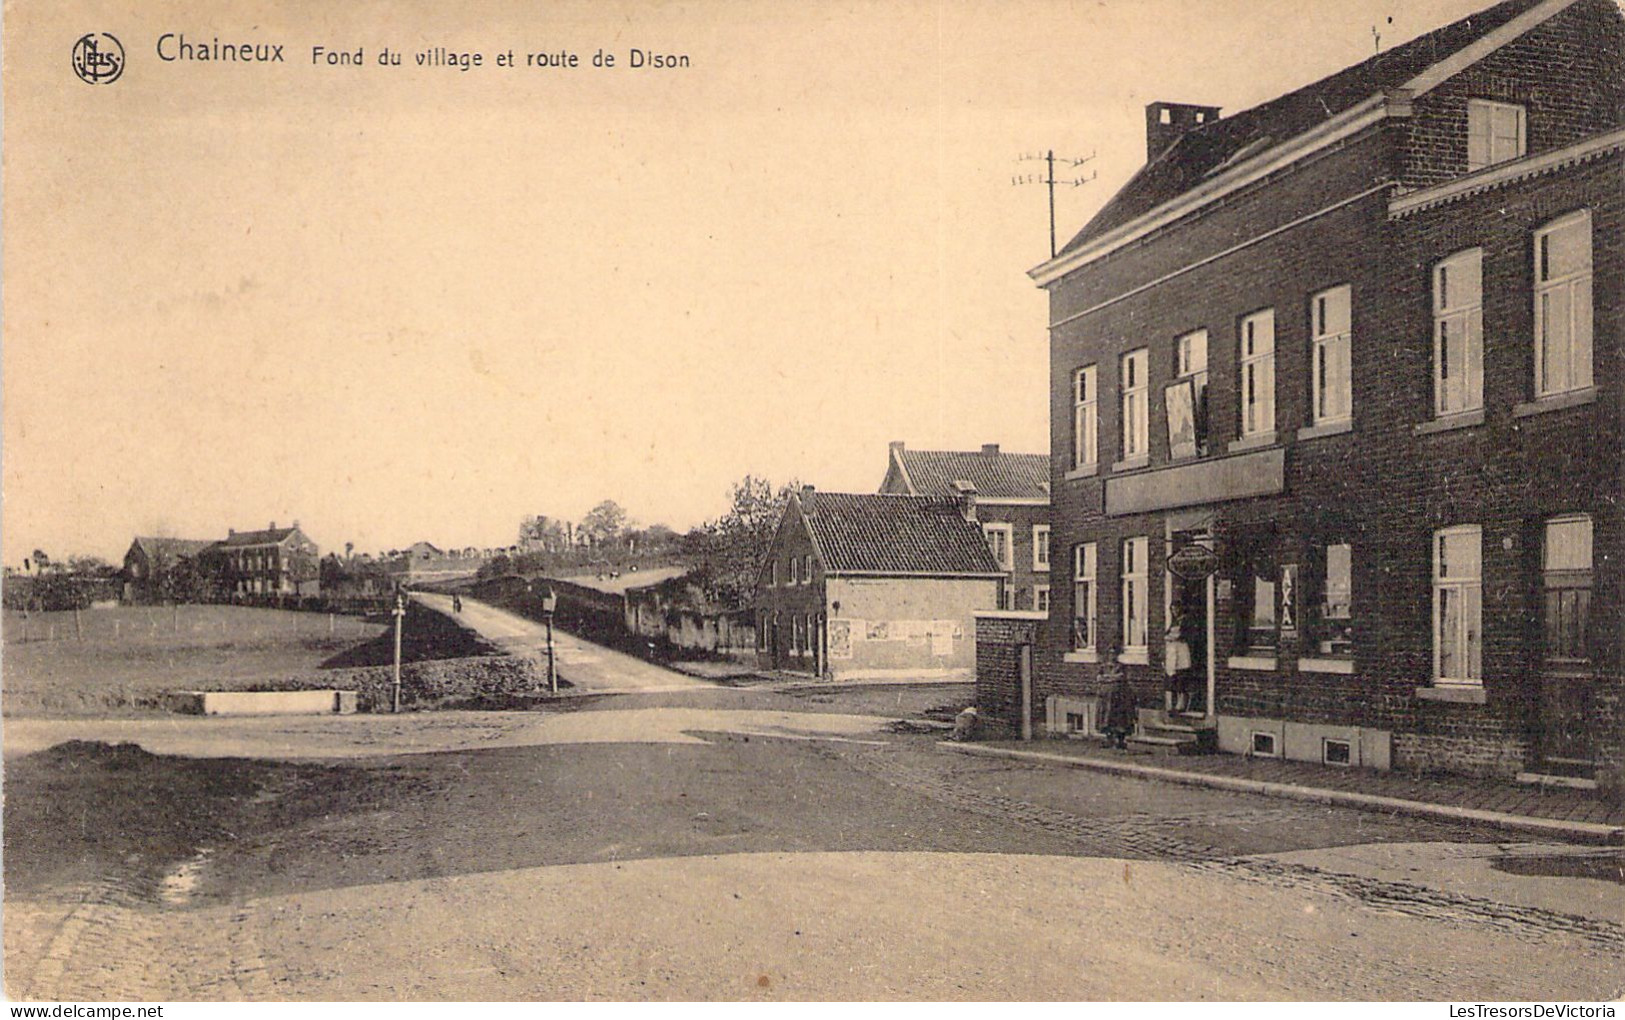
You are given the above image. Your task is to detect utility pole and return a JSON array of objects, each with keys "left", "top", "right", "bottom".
[
  {"left": 391, "top": 590, "right": 406, "bottom": 713},
  {"left": 1014, "top": 149, "right": 1097, "bottom": 258}
]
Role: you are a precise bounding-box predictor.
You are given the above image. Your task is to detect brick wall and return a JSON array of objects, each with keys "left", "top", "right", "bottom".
[
  {"left": 1401, "top": 0, "right": 1625, "bottom": 189},
  {"left": 975, "top": 614, "right": 1041, "bottom": 737}
]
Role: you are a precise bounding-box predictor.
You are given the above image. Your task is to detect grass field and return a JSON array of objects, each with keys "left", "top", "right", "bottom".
[{"left": 2, "top": 605, "right": 386, "bottom": 717}]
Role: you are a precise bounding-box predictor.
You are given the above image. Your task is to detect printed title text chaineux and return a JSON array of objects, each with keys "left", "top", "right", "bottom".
[{"left": 154, "top": 35, "right": 690, "bottom": 70}]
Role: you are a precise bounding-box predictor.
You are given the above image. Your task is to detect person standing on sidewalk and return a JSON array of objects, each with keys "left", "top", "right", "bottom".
[{"left": 1099, "top": 646, "right": 1136, "bottom": 749}]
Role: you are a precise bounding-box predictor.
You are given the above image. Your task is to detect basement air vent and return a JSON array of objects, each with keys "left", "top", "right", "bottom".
[{"left": 1323, "top": 738, "right": 1353, "bottom": 766}]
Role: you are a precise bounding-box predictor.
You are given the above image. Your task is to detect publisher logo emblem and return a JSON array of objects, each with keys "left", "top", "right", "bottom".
[{"left": 72, "top": 33, "right": 125, "bottom": 85}]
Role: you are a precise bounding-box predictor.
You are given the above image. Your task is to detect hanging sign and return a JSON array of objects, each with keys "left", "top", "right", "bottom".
[{"left": 1166, "top": 543, "right": 1220, "bottom": 582}]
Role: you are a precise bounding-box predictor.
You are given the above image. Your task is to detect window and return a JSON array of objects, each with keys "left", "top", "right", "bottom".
[
  {"left": 1176, "top": 329, "right": 1209, "bottom": 455},
  {"left": 807, "top": 614, "right": 817, "bottom": 658},
  {"left": 1322, "top": 738, "right": 1352, "bottom": 766},
  {"left": 756, "top": 612, "right": 767, "bottom": 650},
  {"left": 1035, "top": 585, "right": 1051, "bottom": 613},
  {"left": 1307, "top": 543, "right": 1354, "bottom": 657},
  {"left": 1433, "top": 249, "right": 1483, "bottom": 415},
  {"left": 803, "top": 554, "right": 813, "bottom": 584},
  {"left": 1312, "top": 286, "right": 1352, "bottom": 425},
  {"left": 1467, "top": 99, "right": 1525, "bottom": 171},
  {"left": 792, "top": 614, "right": 803, "bottom": 655},
  {"left": 1121, "top": 348, "right": 1149, "bottom": 461},
  {"left": 1003, "top": 586, "right": 1019, "bottom": 612},
  {"left": 1534, "top": 211, "right": 1593, "bottom": 397},
  {"left": 1234, "top": 535, "right": 1278, "bottom": 655},
  {"left": 1073, "top": 366, "right": 1098, "bottom": 470},
  {"left": 1433, "top": 526, "right": 1483, "bottom": 686},
  {"left": 1033, "top": 525, "right": 1051, "bottom": 571},
  {"left": 1543, "top": 515, "right": 1592, "bottom": 666},
  {"left": 1121, "top": 536, "right": 1148, "bottom": 652},
  {"left": 984, "top": 524, "right": 1013, "bottom": 572},
  {"left": 1240, "top": 309, "right": 1276, "bottom": 438},
  {"left": 1072, "top": 543, "right": 1096, "bottom": 651},
  {"left": 769, "top": 561, "right": 777, "bottom": 587},
  {"left": 789, "top": 557, "right": 798, "bottom": 585},
  {"left": 1251, "top": 731, "right": 1278, "bottom": 757}
]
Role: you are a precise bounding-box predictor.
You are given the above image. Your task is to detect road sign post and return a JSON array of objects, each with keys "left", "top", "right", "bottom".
[{"left": 391, "top": 591, "right": 407, "bottom": 713}]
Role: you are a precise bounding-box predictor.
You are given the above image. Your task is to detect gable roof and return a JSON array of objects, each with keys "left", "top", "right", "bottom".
[
  {"left": 798, "top": 492, "right": 1003, "bottom": 576},
  {"left": 129, "top": 537, "right": 218, "bottom": 561},
  {"left": 220, "top": 526, "right": 300, "bottom": 548},
  {"left": 1060, "top": 0, "right": 1556, "bottom": 255},
  {"left": 888, "top": 445, "right": 1049, "bottom": 501}
]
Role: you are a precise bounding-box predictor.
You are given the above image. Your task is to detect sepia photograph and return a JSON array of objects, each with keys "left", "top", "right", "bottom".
[{"left": 2, "top": 0, "right": 1622, "bottom": 1004}]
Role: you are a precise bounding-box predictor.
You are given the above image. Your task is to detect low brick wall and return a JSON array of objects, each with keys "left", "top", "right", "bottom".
[{"left": 975, "top": 612, "right": 1044, "bottom": 739}]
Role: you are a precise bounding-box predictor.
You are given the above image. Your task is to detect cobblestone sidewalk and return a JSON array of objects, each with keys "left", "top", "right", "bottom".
[{"left": 960, "top": 738, "right": 1625, "bottom": 836}]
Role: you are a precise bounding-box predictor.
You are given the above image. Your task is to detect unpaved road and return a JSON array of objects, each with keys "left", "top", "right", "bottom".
[
  {"left": 412, "top": 593, "right": 711, "bottom": 694},
  {"left": 6, "top": 686, "right": 1623, "bottom": 1001}
]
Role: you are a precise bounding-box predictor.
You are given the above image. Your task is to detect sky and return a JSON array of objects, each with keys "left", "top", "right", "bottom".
[{"left": 3, "top": 0, "right": 1503, "bottom": 562}]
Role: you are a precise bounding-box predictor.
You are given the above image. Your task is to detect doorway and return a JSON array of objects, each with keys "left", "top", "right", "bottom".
[{"left": 1166, "top": 523, "right": 1217, "bottom": 721}]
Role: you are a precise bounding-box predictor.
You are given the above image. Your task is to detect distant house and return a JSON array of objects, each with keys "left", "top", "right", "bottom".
[
  {"left": 880, "top": 441, "right": 1051, "bottom": 613},
  {"left": 753, "top": 486, "right": 1003, "bottom": 679},
  {"left": 120, "top": 537, "right": 219, "bottom": 603},
  {"left": 218, "top": 523, "right": 320, "bottom": 596}
]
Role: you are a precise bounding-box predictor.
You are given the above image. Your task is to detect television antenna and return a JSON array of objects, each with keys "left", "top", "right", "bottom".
[{"left": 1014, "top": 150, "right": 1097, "bottom": 258}]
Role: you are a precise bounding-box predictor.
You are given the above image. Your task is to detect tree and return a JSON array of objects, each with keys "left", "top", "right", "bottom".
[
  {"left": 579, "top": 500, "right": 630, "bottom": 548},
  {"left": 693, "top": 475, "right": 800, "bottom": 608},
  {"left": 519, "top": 514, "right": 569, "bottom": 552}
]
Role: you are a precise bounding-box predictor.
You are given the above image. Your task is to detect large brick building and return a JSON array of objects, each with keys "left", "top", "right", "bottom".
[
  {"left": 879, "top": 442, "right": 1051, "bottom": 612},
  {"left": 754, "top": 488, "right": 1003, "bottom": 679},
  {"left": 994, "top": 0, "right": 1623, "bottom": 790}
]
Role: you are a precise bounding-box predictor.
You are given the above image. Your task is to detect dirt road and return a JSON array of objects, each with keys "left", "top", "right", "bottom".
[
  {"left": 412, "top": 593, "right": 713, "bottom": 694},
  {"left": 6, "top": 686, "right": 1623, "bottom": 1001}
]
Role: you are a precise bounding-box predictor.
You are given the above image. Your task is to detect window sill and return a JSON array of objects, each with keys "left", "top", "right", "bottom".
[
  {"left": 1063, "top": 650, "right": 1100, "bottom": 664},
  {"left": 1298, "top": 657, "right": 1354, "bottom": 674},
  {"left": 1063, "top": 463, "right": 1100, "bottom": 481},
  {"left": 1227, "top": 433, "right": 1278, "bottom": 453},
  {"left": 1296, "top": 419, "right": 1353, "bottom": 442},
  {"left": 1227, "top": 655, "right": 1278, "bottom": 671},
  {"left": 1415, "top": 685, "right": 1487, "bottom": 704},
  {"left": 1119, "top": 648, "right": 1149, "bottom": 666},
  {"left": 1513, "top": 386, "right": 1596, "bottom": 419},
  {"left": 1414, "top": 408, "right": 1484, "bottom": 435},
  {"left": 1111, "top": 456, "right": 1151, "bottom": 474}
]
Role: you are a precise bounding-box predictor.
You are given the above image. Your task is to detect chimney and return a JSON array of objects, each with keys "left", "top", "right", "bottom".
[
  {"left": 952, "top": 480, "right": 978, "bottom": 522},
  {"left": 981, "top": 443, "right": 1000, "bottom": 456},
  {"left": 889, "top": 440, "right": 905, "bottom": 454},
  {"left": 292, "top": 519, "right": 300, "bottom": 530},
  {"left": 269, "top": 521, "right": 277, "bottom": 531},
  {"left": 1145, "top": 101, "right": 1222, "bottom": 161},
  {"left": 802, "top": 483, "right": 815, "bottom": 496},
  {"left": 228, "top": 528, "right": 236, "bottom": 537}
]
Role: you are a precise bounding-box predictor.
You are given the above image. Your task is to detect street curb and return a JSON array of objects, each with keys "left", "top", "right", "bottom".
[{"left": 940, "top": 743, "right": 1625, "bottom": 845}]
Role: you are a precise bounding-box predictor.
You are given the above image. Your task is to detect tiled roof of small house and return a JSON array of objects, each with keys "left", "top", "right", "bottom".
[
  {"left": 893, "top": 445, "right": 1049, "bottom": 501},
  {"left": 219, "top": 526, "right": 300, "bottom": 548},
  {"left": 800, "top": 492, "right": 1003, "bottom": 575},
  {"left": 1061, "top": 0, "right": 1550, "bottom": 252},
  {"left": 131, "top": 537, "right": 219, "bottom": 560}
]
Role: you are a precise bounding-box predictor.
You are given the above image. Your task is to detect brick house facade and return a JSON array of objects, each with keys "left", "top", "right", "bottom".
[
  {"left": 999, "top": 0, "right": 1623, "bottom": 791},
  {"left": 218, "top": 523, "right": 321, "bottom": 597},
  {"left": 879, "top": 442, "right": 1052, "bottom": 613},
  {"left": 753, "top": 488, "right": 1003, "bottom": 679}
]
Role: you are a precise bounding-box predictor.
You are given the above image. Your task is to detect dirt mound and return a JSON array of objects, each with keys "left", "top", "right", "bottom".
[{"left": 3, "top": 740, "right": 270, "bottom": 899}]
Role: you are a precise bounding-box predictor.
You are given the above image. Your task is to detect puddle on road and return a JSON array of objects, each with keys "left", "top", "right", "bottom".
[
  {"left": 159, "top": 848, "right": 213, "bottom": 905},
  {"left": 1492, "top": 851, "right": 1625, "bottom": 884}
]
